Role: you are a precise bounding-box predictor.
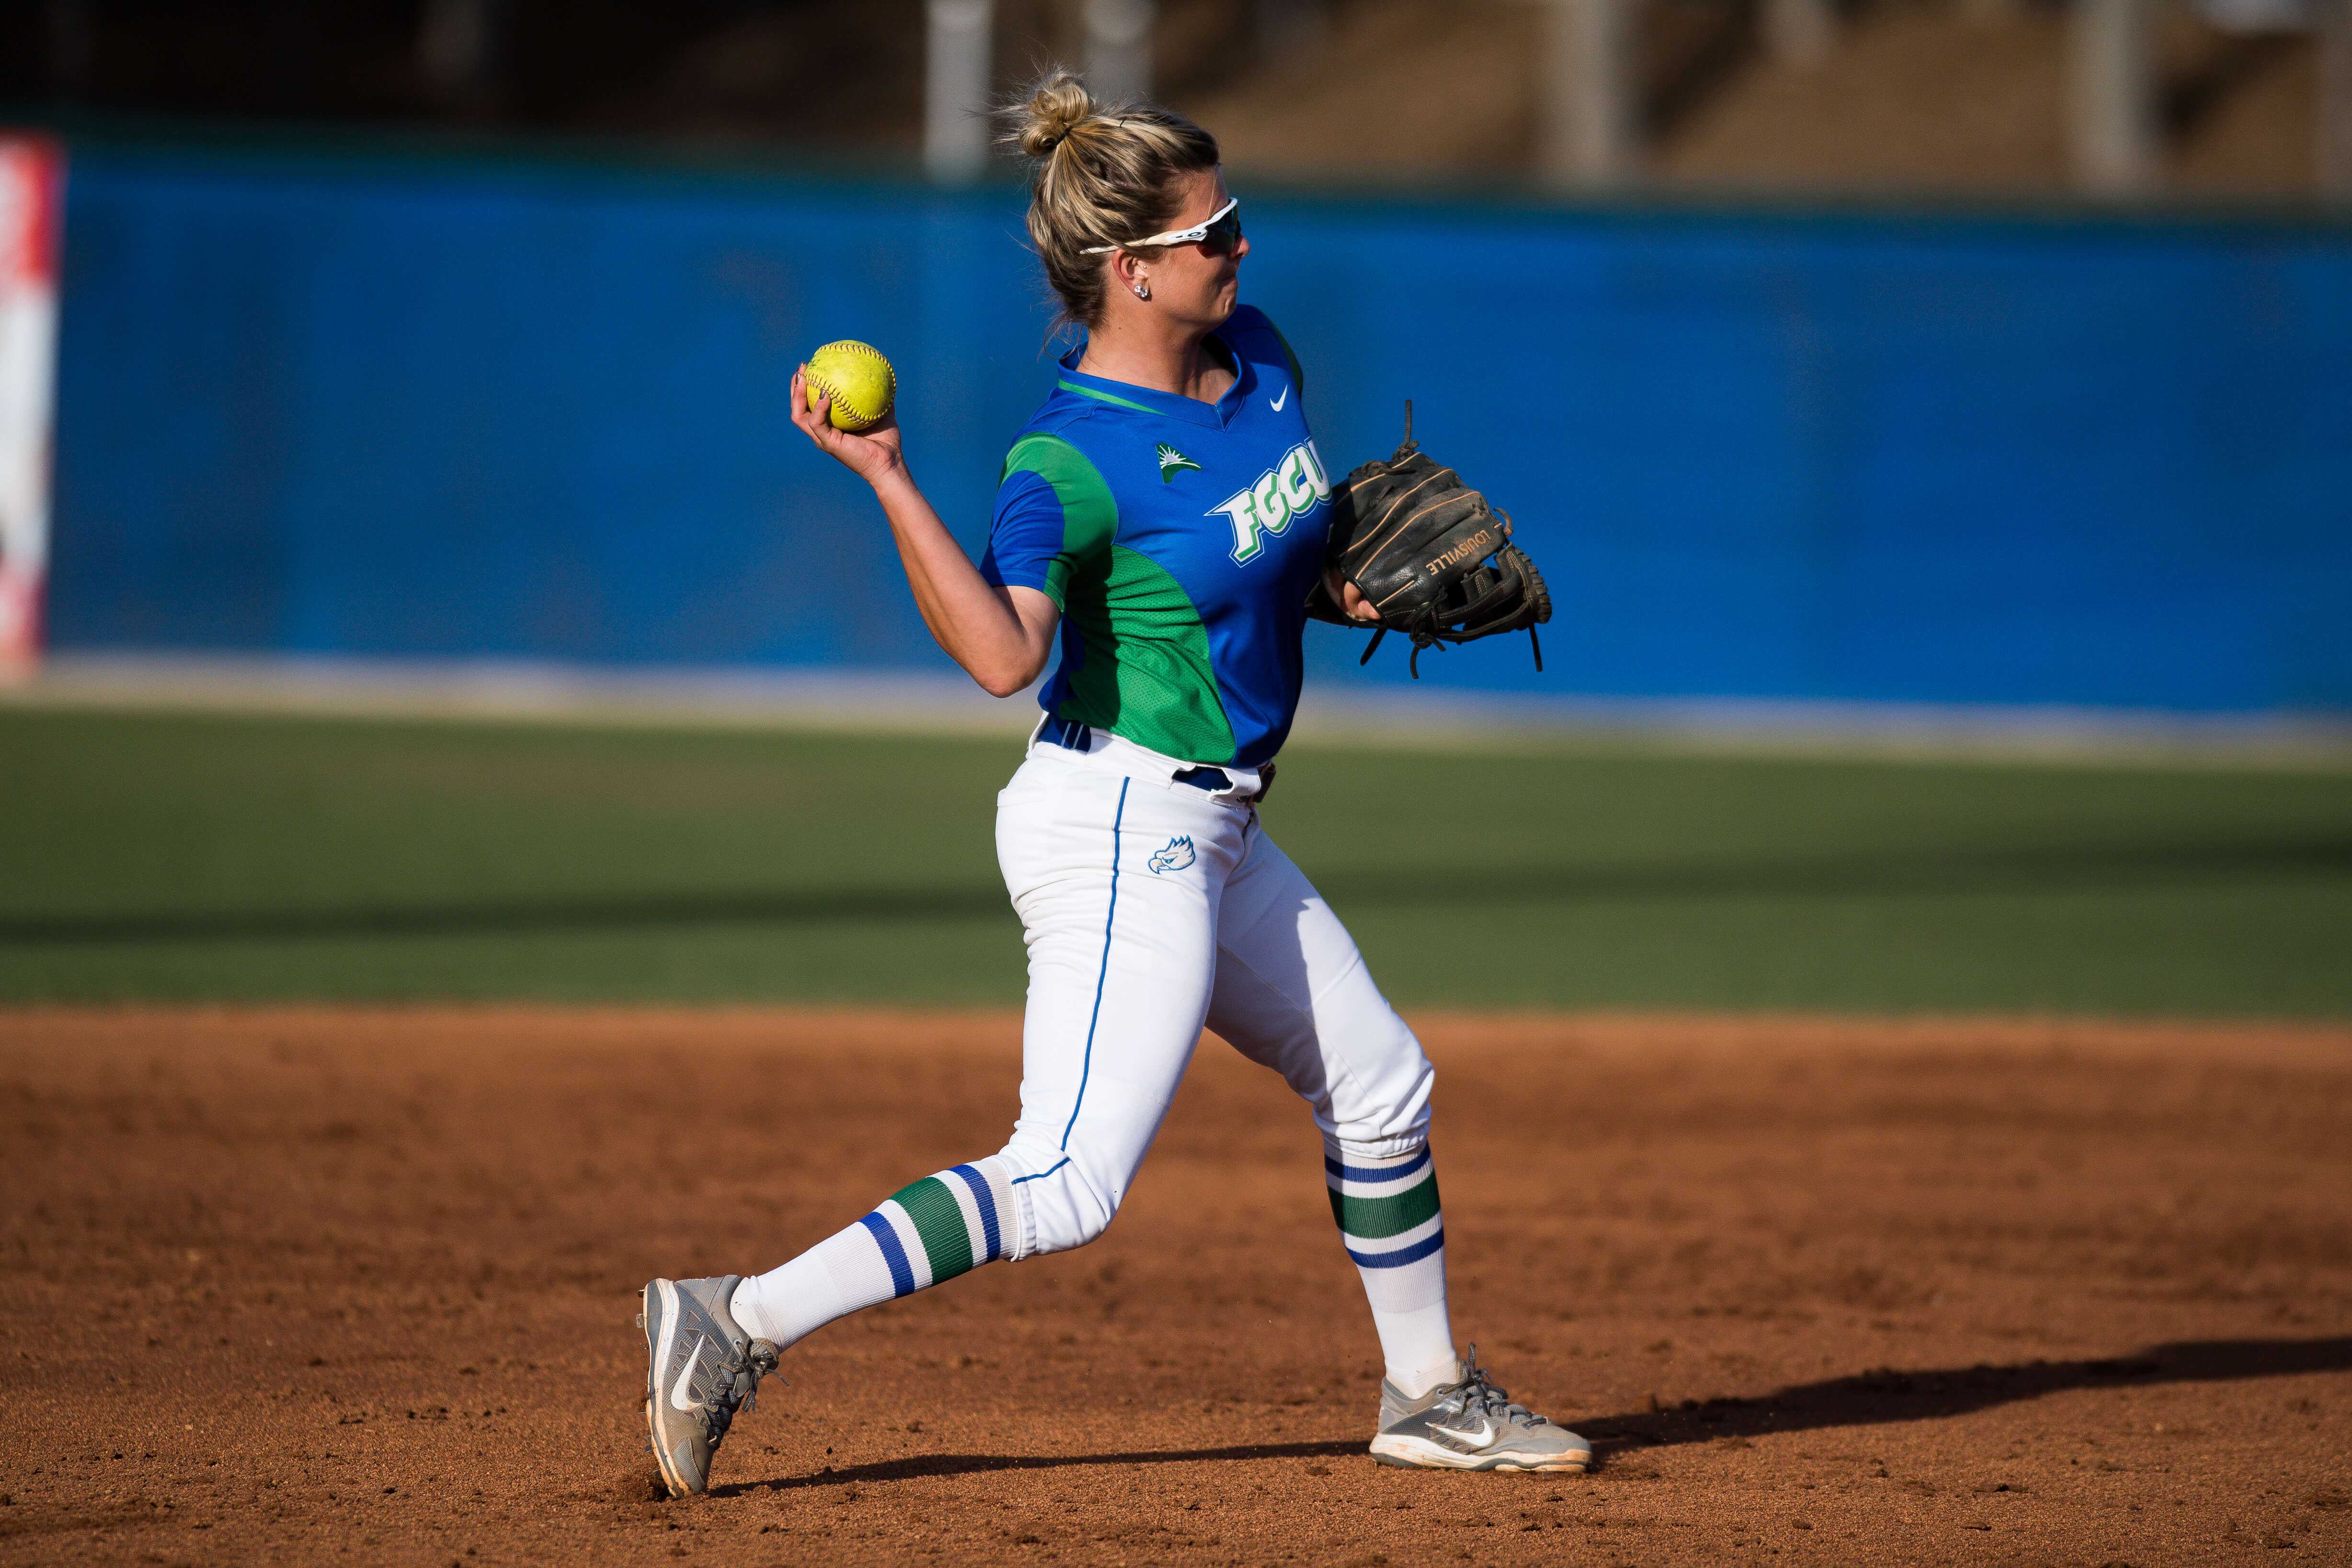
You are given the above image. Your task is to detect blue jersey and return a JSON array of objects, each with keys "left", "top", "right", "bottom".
[{"left": 979, "top": 306, "right": 1331, "bottom": 769}]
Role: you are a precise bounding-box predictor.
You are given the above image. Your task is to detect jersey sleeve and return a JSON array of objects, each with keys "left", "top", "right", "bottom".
[
  {"left": 979, "top": 467, "right": 1067, "bottom": 601},
  {"left": 981, "top": 432, "right": 1120, "bottom": 611}
]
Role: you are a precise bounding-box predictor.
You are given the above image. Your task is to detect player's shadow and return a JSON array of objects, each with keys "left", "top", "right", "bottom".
[
  {"left": 706, "top": 1334, "right": 2352, "bottom": 1494},
  {"left": 1575, "top": 1334, "right": 2352, "bottom": 1459},
  {"left": 710, "top": 1438, "right": 1363, "bottom": 1496}
]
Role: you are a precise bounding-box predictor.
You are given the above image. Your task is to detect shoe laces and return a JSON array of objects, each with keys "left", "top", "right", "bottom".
[
  {"left": 700, "top": 1337, "right": 781, "bottom": 1449},
  {"left": 1443, "top": 1345, "right": 1549, "bottom": 1431}
]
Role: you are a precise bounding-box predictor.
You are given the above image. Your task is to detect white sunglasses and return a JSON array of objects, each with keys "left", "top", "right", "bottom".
[{"left": 1082, "top": 197, "right": 1242, "bottom": 255}]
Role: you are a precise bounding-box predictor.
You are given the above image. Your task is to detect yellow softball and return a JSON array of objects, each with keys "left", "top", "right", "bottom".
[{"left": 805, "top": 340, "right": 897, "bottom": 432}]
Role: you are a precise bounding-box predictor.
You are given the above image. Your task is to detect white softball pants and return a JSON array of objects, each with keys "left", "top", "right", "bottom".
[{"left": 991, "top": 735, "right": 1435, "bottom": 1259}]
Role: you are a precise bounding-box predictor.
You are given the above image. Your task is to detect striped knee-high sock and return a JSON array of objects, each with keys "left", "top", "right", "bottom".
[
  {"left": 729, "top": 1158, "right": 1019, "bottom": 1350},
  {"left": 1327, "top": 1142, "right": 1459, "bottom": 1399}
]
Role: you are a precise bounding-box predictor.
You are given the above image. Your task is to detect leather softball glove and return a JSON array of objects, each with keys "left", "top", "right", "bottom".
[{"left": 1305, "top": 403, "right": 1552, "bottom": 677}]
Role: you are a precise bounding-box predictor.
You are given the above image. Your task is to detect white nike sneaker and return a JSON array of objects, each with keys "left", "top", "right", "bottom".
[
  {"left": 1369, "top": 1345, "right": 1592, "bottom": 1472},
  {"left": 640, "top": 1275, "right": 780, "bottom": 1496}
]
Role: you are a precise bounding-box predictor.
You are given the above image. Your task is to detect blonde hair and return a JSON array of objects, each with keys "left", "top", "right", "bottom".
[{"left": 1001, "top": 70, "right": 1220, "bottom": 331}]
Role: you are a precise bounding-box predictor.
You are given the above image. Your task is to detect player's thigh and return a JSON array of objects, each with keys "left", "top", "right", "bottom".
[
  {"left": 997, "top": 757, "right": 1241, "bottom": 1242},
  {"left": 1206, "top": 823, "right": 1432, "bottom": 1152}
]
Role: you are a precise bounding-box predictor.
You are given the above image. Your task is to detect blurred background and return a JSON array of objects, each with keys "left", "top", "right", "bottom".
[
  {"left": 4, "top": 0, "right": 2351, "bottom": 192},
  {"left": 0, "top": 0, "right": 2345, "bottom": 1015}
]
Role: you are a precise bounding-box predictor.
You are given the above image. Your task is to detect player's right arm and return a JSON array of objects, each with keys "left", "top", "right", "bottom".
[{"left": 790, "top": 364, "right": 1059, "bottom": 698}]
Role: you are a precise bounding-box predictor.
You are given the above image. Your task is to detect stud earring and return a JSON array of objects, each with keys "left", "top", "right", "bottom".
[{"left": 1133, "top": 281, "right": 1150, "bottom": 299}]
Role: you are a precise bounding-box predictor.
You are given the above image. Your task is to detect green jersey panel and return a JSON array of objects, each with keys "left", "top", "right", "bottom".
[{"left": 998, "top": 434, "right": 1235, "bottom": 763}]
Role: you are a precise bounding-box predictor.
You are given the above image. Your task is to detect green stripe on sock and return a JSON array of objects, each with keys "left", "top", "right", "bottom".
[
  {"left": 891, "top": 1175, "right": 977, "bottom": 1285},
  {"left": 1328, "top": 1170, "right": 1442, "bottom": 1240}
]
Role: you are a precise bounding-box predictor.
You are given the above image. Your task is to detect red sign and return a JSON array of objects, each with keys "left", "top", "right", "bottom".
[{"left": 0, "top": 136, "right": 62, "bottom": 674}]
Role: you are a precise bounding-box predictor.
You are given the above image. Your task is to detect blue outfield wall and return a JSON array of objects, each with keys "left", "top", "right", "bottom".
[{"left": 45, "top": 141, "right": 2352, "bottom": 711}]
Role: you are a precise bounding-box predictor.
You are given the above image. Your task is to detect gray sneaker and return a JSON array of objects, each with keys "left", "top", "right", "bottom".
[
  {"left": 640, "top": 1275, "right": 780, "bottom": 1496},
  {"left": 1369, "top": 1345, "right": 1592, "bottom": 1472}
]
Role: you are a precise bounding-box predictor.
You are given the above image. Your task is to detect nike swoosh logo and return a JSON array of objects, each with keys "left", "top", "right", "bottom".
[
  {"left": 1270, "top": 386, "right": 1289, "bottom": 412},
  {"left": 670, "top": 1338, "right": 710, "bottom": 1411},
  {"left": 1441, "top": 1418, "right": 1496, "bottom": 1448}
]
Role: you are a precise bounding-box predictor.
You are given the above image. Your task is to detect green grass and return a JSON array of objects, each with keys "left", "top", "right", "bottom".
[{"left": 3, "top": 706, "right": 2348, "bottom": 1014}]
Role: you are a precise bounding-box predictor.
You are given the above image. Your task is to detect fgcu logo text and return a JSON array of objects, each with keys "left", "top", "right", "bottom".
[{"left": 1209, "top": 441, "right": 1331, "bottom": 564}]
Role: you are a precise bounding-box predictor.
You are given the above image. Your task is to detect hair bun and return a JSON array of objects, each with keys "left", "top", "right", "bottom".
[{"left": 1016, "top": 70, "right": 1097, "bottom": 159}]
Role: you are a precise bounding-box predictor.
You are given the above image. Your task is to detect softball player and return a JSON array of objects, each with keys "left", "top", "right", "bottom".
[{"left": 641, "top": 71, "right": 1588, "bottom": 1495}]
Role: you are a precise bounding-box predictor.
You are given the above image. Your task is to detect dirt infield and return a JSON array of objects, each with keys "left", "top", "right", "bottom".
[{"left": 4, "top": 1009, "right": 2349, "bottom": 1566}]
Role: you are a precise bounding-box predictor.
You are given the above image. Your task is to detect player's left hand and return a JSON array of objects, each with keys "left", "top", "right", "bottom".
[
  {"left": 790, "top": 363, "right": 907, "bottom": 488},
  {"left": 1324, "top": 566, "right": 1380, "bottom": 623}
]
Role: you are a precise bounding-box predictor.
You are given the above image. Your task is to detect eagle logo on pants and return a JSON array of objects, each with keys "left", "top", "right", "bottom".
[{"left": 1148, "top": 835, "right": 1196, "bottom": 875}]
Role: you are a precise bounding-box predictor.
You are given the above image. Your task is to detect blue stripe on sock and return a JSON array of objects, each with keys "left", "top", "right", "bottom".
[
  {"left": 859, "top": 1211, "right": 917, "bottom": 1296},
  {"left": 1011, "top": 1156, "right": 1070, "bottom": 1185},
  {"left": 1060, "top": 778, "right": 1129, "bottom": 1150},
  {"left": 947, "top": 1163, "right": 1001, "bottom": 1263},
  {"left": 1324, "top": 1146, "right": 1432, "bottom": 1186},
  {"left": 1346, "top": 1226, "right": 1446, "bottom": 1270}
]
